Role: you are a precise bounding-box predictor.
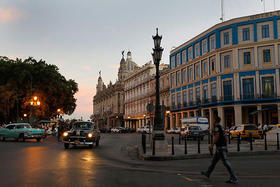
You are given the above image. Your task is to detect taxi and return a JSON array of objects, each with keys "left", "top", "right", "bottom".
[{"left": 230, "top": 124, "right": 261, "bottom": 139}]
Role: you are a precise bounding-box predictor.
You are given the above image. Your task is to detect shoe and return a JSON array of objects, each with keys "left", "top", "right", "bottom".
[
  {"left": 201, "top": 171, "right": 210, "bottom": 178},
  {"left": 225, "top": 179, "right": 238, "bottom": 184}
]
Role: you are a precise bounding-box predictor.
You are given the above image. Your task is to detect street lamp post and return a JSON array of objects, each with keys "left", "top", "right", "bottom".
[
  {"left": 152, "top": 28, "right": 166, "bottom": 144},
  {"left": 30, "top": 96, "right": 41, "bottom": 126}
]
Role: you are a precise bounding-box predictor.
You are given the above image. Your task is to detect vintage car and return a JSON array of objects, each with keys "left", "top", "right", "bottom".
[
  {"left": 0, "top": 123, "right": 45, "bottom": 142},
  {"left": 62, "top": 121, "right": 100, "bottom": 149}
]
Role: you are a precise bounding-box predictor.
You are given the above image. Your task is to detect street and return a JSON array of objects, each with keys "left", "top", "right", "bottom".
[{"left": 0, "top": 133, "right": 280, "bottom": 187}]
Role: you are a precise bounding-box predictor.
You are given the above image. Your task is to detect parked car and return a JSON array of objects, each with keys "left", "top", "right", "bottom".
[
  {"left": 111, "top": 127, "right": 126, "bottom": 133},
  {"left": 137, "top": 126, "right": 152, "bottom": 134},
  {"left": 167, "top": 128, "right": 175, "bottom": 134},
  {"left": 230, "top": 125, "right": 261, "bottom": 139},
  {"left": 0, "top": 123, "right": 45, "bottom": 142},
  {"left": 62, "top": 121, "right": 100, "bottom": 149},
  {"left": 181, "top": 126, "right": 205, "bottom": 140}
]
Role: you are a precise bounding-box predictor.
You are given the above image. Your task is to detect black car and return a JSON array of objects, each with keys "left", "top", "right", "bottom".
[{"left": 62, "top": 121, "right": 100, "bottom": 149}]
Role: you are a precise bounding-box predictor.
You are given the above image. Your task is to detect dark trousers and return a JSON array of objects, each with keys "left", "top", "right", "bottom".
[{"left": 206, "top": 146, "right": 237, "bottom": 180}]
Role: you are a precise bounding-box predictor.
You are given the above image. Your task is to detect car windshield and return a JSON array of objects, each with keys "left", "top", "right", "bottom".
[
  {"left": 244, "top": 126, "right": 258, "bottom": 130},
  {"left": 16, "top": 124, "right": 31, "bottom": 129},
  {"left": 74, "top": 122, "right": 93, "bottom": 129},
  {"left": 236, "top": 126, "right": 243, "bottom": 131}
]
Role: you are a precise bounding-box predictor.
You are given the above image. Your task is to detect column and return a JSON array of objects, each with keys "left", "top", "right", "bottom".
[
  {"left": 278, "top": 104, "right": 280, "bottom": 124},
  {"left": 256, "top": 71, "right": 260, "bottom": 96},
  {"left": 274, "top": 43, "right": 279, "bottom": 65},
  {"left": 276, "top": 69, "right": 280, "bottom": 96},
  {"left": 217, "top": 76, "right": 221, "bottom": 101},
  {"left": 202, "top": 109, "right": 206, "bottom": 117},
  {"left": 170, "top": 114, "right": 174, "bottom": 129},
  {"left": 217, "top": 106, "right": 225, "bottom": 127},
  {"left": 234, "top": 105, "right": 242, "bottom": 126},
  {"left": 176, "top": 113, "right": 180, "bottom": 127},
  {"left": 234, "top": 72, "right": 240, "bottom": 100},
  {"left": 257, "top": 105, "right": 262, "bottom": 125}
]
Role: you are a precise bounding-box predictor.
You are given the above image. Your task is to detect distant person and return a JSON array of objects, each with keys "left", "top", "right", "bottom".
[
  {"left": 201, "top": 116, "right": 238, "bottom": 184},
  {"left": 263, "top": 124, "right": 268, "bottom": 132}
]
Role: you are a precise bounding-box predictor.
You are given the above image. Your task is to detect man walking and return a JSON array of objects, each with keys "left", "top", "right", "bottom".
[{"left": 201, "top": 116, "right": 238, "bottom": 184}]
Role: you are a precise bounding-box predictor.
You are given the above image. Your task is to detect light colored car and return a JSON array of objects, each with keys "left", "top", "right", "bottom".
[
  {"left": 111, "top": 127, "right": 120, "bottom": 133},
  {"left": 137, "top": 126, "right": 152, "bottom": 134},
  {"left": 0, "top": 123, "right": 45, "bottom": 142},
  {"left": 167, "top": 128, "right": 175, "bottom": 134},
  {"left": 174, "top": 127, "right": 181, "bottom": 134}
]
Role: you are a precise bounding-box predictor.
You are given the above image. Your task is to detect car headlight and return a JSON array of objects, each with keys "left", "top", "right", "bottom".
[
  {"left": 63, "top": 132, "right": 68, "bottom": 137},
  {"left": 88, "top": 133, "right": 93, "bottom": 138}
]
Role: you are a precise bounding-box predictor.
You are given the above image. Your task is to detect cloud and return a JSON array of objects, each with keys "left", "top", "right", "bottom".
[
  {"left": 0, "top": 7, "right": 24, "bottom": 24},
  {"left": 107, "top": 64, "right": 119, "bottom": 69},
  {"left": 83, "top": 65, "right": 92, "bottom": 71}
]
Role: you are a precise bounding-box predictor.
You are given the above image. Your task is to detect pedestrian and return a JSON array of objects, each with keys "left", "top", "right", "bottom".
[{"left": 201, "top": 116, "right": 238, "bottom": 184}]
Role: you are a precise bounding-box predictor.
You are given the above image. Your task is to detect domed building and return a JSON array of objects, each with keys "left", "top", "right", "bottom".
[{"left": 92, "top": 51, "right": 138, "bottom": 129}]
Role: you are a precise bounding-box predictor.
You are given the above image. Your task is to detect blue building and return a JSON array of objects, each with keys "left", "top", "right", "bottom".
[{"left": 169, "top": 11, "right": 280, "bottom": 130}]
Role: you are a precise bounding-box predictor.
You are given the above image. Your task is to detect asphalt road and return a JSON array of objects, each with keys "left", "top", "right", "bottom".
[{"left": 0, "top": 133, "right": 279, "bottom": 187}]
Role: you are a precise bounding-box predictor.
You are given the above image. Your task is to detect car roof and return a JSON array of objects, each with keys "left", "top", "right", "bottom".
[{"left": 7, "top": 123, "right": 30, "bottom": 126}]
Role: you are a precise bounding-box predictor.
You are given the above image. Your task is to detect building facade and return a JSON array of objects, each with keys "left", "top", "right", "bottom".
[
  {"left": 169, "top": 11, "right": 280, "bottom": 131},
  {"left": 124, "top": 61, "right": 169, "bottom": 130},
  {"left": 92, "top": 51, "right": 138, "bottom": 129}
]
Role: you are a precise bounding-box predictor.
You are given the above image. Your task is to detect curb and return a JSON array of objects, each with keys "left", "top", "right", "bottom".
[{"left": 136, "top": 146, "right": 280, "bottom": 161}]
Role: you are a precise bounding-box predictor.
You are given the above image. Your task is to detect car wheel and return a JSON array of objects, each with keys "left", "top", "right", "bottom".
[
  {"left": 18, "top": 134, "right": 25, "bottom": 142},
  {"left": 36, "top": 138, "right": 41, "bottom": 142},
  {"left": 89, "top": 144, "right": 93, "bottom": 149},
  {"left": 0, "top": 136, "right": 5, "bottom": 142},
  {"left": 64, "top": 143, "right": 69, "bottom": 149}
]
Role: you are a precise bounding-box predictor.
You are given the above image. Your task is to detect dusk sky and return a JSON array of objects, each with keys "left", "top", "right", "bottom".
[{"left": 1, "top": 0, "right": 279, "bottom": 120}]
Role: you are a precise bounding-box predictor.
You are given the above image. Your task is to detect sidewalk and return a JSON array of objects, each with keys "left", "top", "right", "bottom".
[{"left": 138, "top": 140, "right": 280, "bottom": 161}]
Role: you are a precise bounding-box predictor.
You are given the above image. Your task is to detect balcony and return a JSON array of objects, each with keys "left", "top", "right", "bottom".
[{"left": 221, "top": 95, "right": 234, "bottom": 102}]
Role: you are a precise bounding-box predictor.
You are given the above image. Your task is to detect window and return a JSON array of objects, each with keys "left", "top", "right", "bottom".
[
  {"left": 224, "top": 32, "right": 229, "bottom": 45},
  {"left": 188, "top": 67, "right": 193, "bottom": 81},
  {"left": 195, "top": 44, "right": 200, "bottom": 57},
  {"left": 203, "top": 86, "right": 208, "bottom": 102},
  {"left": 244, "top": 52, "right": 251, "bottom": 65},
  {"left": 223, "top": 80, "right": 232, "bottom": 101},
  {"left": 262, "top": 25, "right": 269, "bottom": 38},
  {"left": 172, "top": 94, "right": 175, "bottom": 107},
  {"left": 171, "top": 73, "right": 175, "bottom": 88},
  {"left": 195, "top": 64, "right": 200, "bottom": 79},
  {"left": 211, "top": 83, "right": 216, "bottom": 101},
  {"left": 177, "top": 93, "right": 181, "bottom": 107},
  {"left": 210, "top": 36, "right": 215, "bottom": 49},
  {"left": 224, "top": 55, "right": 230, "bottom": 68},
  {"left": 189, "top": 89, "right": 193, "bottom": 103},
  {"left": 176, "top": 71, "right": 180, "bottom": 86},
  {"left": 202, "top": 40, "right": 207, "bottom": 53},
  {"left": 183, "top": 91, "right": 187, "bottom": 106},
  {"left": 171, "top": 56, "right": 175, "bottom": 68},
  {"left": 263, "top": 49, "right": 271, "bottom": 63},
  {"left": 242, "top": 28, "right": 250, "bottom": 41},
  {"left": 176, "top": 53, "right": 181, "bottom": 66},
  {"left": 182, "top": 50, "right": 186, "bottom": 64},
  {"left": 262, "top": 76, "right": 274, "bottom": 98},
  {"left": 196, "top": 87, "right": 200, "bottom": 103},
  {"left": 188, "top": 47, "right": 193, "bottom": 60},
  {"left": 202, "top": 61, "right": 208, "bottom": 76},
  {"left": 242, "top": 78, "right": 254, "bottom": 99},
  {"left": 211, "top": 58, "right": 216, "bottom": 72},
  {"left": 181, "top": 68, "right": 186, "bottom": 83}
]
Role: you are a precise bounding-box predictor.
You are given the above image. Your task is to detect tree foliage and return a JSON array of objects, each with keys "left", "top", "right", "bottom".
[{"left": 0, "top": 56, "right": 78, "bottom": 123}]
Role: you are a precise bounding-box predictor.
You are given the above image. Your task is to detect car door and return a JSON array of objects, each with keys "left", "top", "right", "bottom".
[{"left": 5, "top": 125, "right": 16, "bottom": 138}]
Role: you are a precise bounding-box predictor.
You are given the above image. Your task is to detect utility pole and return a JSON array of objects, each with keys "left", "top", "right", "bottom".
[{"left": 220, "top": 0, "right": 224, "bottom": 22}]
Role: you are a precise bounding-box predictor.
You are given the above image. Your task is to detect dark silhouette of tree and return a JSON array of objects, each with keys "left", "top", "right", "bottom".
[{"left": 0, "top": 56, "right": 78, "bottom": 124}]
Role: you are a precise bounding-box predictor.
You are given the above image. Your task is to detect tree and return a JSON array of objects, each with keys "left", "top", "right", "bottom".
[{"left": 0, "top": 56, "right": 78, "bottom": 124}]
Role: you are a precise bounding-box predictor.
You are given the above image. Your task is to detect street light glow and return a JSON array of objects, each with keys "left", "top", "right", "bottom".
[{"left": 33, "top": 96, "right": 38, "bottom": 101}]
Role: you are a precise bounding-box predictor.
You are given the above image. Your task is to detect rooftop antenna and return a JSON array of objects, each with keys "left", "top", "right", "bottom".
[
  {"left": 261, "top": 0, "right": 265, "bottom": 13},
  {"left": 220, "top": 0, "right": 224, "bottom": 22}
]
